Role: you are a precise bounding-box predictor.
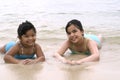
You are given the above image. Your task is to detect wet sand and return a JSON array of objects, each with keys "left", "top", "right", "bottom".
[
  {"left": 0, "top": 38, "right": 120, "bottom": 80},
  {"left": 0, "top": 60, "right": 119, "bottom": 80}
]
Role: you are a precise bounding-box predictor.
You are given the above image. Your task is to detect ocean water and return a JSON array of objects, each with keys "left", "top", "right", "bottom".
[{"left": 0, "top": 0, "right": 120, "bottom": 80}]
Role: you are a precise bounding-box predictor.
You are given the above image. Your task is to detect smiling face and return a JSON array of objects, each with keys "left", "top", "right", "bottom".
[
  {"left": 19, "top": 29, "right": 36, "bottom": 47},
  {"left": 17, "top": 21, "right": 36, "bottom": 47},
  {"left": 67, "top": 24, "right": 84, "bottom": 44}
]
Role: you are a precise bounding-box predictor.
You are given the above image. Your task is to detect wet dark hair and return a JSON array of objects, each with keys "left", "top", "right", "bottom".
[
  {"left": 65, "top": 19, "right": 84, "bottom": 34},
  {"left": 17, "top": 21, "right": 36, "bottom": 38}
]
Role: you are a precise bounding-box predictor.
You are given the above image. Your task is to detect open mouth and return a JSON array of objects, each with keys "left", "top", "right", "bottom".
[
  {"left": 71, "top": 36, "right": 77, "bottom": 42},
  {"left": 27, "top": 41, "right": 34, "bottom": 45}
]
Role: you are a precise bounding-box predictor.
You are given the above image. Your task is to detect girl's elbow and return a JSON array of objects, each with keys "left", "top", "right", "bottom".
[
  {"left": 4, "top": 55, "right": 9, "bottom": 63},
  {"left": 53, "top": 53, "right": 60, "bottom": 58},
  {"left": 39, "top": 56, "right": 45, "bottom": 62},
  {"left": 42, "top": 57, "right": 45, "bottom": 62},
  {"left": 52, "top": 53, "right": 56, "bottom": 58},
  {"left": 95, "top": 54, "right": 100, "bottom": 61}
]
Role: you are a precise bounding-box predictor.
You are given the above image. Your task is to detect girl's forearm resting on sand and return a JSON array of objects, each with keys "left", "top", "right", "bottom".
[
  {"left": 4, "top": 55, "right": 20, "bottom": 64},
  {"left": 54, "top": 53, "right": 65, "bottom": 61},
  {"left": 35, "top": 56, "right": 45, "bottom": 62},
  {"left": 76, "top": 54, "right": 100, "bottom": 64},
  {"left": 4, "top": 55, "right": 45, "bottom": 64},
  {"left": 54, "top": 52, "right": 100, "bottom": 65}
]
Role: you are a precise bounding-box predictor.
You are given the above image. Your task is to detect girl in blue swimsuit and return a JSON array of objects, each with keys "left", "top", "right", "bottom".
[
  {"left": 5, "top": 41, "right": 35, "bottom": 59},
  {"left": 0, "top": 21, "right": 45, "bottom": 65}
]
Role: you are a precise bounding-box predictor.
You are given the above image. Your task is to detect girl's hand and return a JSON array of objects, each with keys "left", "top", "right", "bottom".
[
  {"left": 60, "top": 58, "right": 72, "bottom": 64},
  {"left": 19, "top": 59, "right": 37, "bottom": 65},
  {"left": 71, "top": 60, "right": 83, "bottom": 65},
  {"left": 71, "top": 60, "right": 77, "bottom": 65}
]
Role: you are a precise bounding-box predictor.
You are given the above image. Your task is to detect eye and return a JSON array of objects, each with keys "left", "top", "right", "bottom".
[
  {"left": 72, "top": 29, "right": 77, "bottom": 33},
  {"left": 32, "top": 33, "right": 36, "bottom": 37},
  {"left": 32, "top": 34, "right": 36, "bottom": 37},
  {"left": 23, "top": 35, "right": 28, "bottom": 38},
  {"left": 67, "top": 32, "right": 71, "bottom": 35}
]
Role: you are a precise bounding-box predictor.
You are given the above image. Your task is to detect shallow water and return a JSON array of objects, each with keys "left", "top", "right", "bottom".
[{"left": 0, "top": 0, "right": 120, "bottom": 80}]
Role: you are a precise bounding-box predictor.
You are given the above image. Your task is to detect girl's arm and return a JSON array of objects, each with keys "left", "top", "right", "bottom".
[
  {"left": 4, "top": 44, "right": 21, "bottom": 64},
  {"left": 34, "top": 43, "right": 45, "bottom": 62},
  {"left": 72, "top": 39, "right": 100, "bottom": 64},
  {"left": 53, "top": 40, "right": 72, "bottom": 64}
]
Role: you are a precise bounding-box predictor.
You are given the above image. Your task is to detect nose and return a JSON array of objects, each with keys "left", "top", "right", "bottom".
[
  {"left": 70, "top": 33, "right": 74, "bottom": 36},
  {"left": 28, "top": 36, "right": 33, "bottom": 40}
]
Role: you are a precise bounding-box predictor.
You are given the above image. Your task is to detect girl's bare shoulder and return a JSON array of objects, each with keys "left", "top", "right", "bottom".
[{"left": 34, "top": 43, "right": 42, "bottom": 49}]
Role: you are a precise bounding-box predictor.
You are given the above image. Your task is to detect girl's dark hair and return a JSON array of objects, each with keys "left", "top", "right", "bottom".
[
  {"left": 17, "top": 21, "right": 36, "bottom": 38},
  {"left": 65, "top": 19, "right": 84, "bottom": 33}
]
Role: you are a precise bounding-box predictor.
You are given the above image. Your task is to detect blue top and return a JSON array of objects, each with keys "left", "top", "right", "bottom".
[
  {"left": 14, "top": 54, "right": 35, "bottom": 59},
  {"left": 5, "top": 41, "right": 35, "bottom": 59},
  {"left": 84, "top": 34, "right": 100, "bottom": 46}
]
